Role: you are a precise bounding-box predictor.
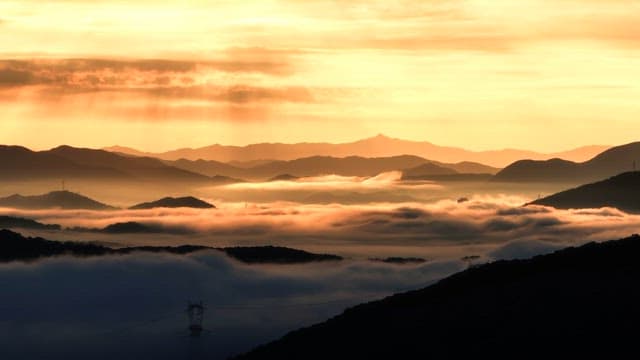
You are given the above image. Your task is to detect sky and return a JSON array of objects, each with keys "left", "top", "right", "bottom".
[{"left": 0, "top": 0, "right": 639, "bottom": 152}]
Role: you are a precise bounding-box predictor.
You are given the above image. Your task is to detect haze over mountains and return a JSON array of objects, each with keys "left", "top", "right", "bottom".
[
  {"left": 3, "top": 138, "right": 639, "bottom": 195},
  {"left": 106, "top": 134, "right": 609, "bottom": 168},
  {"left": 166, "top": 155, "right": 500, "bottom": 181}
]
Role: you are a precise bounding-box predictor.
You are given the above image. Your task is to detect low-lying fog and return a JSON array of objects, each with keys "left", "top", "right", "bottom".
[{"left": 1, "top": 176, "right": 636, "bottom": 359}]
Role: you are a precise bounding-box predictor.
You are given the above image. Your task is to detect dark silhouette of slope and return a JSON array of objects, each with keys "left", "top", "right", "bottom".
[
  {"left": 237, "top": 234, "right": 640, "bottom": 359},
  {"left": 129, "top": 196, "right": 215, "bottom": 210},
  {"left": 0, "top": 229, "right": 343, "bottom": 264},
  {"left": 0, "top": 191, "right": 115, "bottom": 210},
  {"left": 494, "top": 142, "right": 640, "bottom": 183},
  {"left": 105, "top": 134, "right": 609, "bottom": 168},
  {"left": 530, "top": 172, "right": 640, "bottom": 212},
  {"left": 0, "top": 216, "right": 61, "bottom": 230}
]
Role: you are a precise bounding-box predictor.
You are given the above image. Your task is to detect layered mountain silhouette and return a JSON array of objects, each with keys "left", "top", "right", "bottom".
[
  {"left": 0, "top": 229, "right": 342, "bottom": 264},
  {"left": 493, "top": 142, "right": 640, "bottom": 183},
  {"left": 237, "top": 234, "right": 640, "bottom": 359},
  {"left": 106, "top": 134, "right": 608, "bottom": 168},
  {"left": 129, "top": 196, "right": 215, "bottom": 210},
  {"left": 530, "top": 172, "right": 640, "bottom": 212},
  {"left": 0, "top": 191, "right": 114, "bottom": 210},
  {"left": 0, "top": 145, "right": 228, "bottom": 183},
  {"left": 166, "top": 155, "right": 499, "bottom": 180}
]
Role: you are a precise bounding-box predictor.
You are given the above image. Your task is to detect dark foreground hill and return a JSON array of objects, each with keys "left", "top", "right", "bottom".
[
  {"left": 530, "top": 171, "right": 640, "bottom": 212},
  {"left": 237, "top": 234, "right": 640, "bottom": 359},
  {"left": 0, "top": 229, "right": 342, "bottom": 264},
  {"left": 0, "top": 191, "right": 115, "bottom": 210},
  {"left": 493, "top": 141, "right": 640, "bottom": 183},
  {"left": 129, "top": 196, "right": 215, "bottom": 210}
]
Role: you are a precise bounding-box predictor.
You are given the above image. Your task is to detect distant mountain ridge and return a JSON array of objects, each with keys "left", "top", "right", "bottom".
[
  {"left": 105, "top": 134, "right": 609, "bottom": 168},
  {"left": 165, "top": 155, "right": 500, "bottom": 180},
  {"left": 494, "top": 142, "right": 640, "bottom": 183}
]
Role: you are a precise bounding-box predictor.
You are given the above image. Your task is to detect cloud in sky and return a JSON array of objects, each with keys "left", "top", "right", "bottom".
[{"left": 2, "top": 0, "right": 640, "bottom": 151}]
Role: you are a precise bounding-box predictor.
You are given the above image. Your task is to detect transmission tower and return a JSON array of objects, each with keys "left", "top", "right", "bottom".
[{"left": 187, "top": 301, "right": 205, "bottom": 338}]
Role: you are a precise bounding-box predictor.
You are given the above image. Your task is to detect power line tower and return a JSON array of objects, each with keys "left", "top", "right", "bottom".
[{"left": 187, "top": 301, "right": 205, "bottom": 338}]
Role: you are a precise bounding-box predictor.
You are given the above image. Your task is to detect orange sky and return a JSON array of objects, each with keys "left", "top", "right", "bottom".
[{"left": 1, "top": 0, "right": 639, "bottom": 152}]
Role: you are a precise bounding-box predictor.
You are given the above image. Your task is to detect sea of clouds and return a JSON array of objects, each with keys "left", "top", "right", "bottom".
[{"left": 1, "top": 194, "right": 639, "bottom": 359}]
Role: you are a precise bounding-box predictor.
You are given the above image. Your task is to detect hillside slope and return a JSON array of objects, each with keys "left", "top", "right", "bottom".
[
  {"left": 237, "top": 234, "right": 640, "bottom": 359},
  {"left": 530, "top": 172, "right": 640, "bottom": 212}
]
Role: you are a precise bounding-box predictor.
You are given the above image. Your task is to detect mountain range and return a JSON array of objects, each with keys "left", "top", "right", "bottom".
[
  {"left": 3, "top": 139, "right": 639, "bottom": 187},
  {"left": 106, "top": 134, "right": 609, "bottom": 168},
  {"left": 493, "top": 142, "right": 640, "bottom": 183},
  {"left": 0, "top": 145, "right": 227, "bottom": 184},
  {"left": 236, "top": 234, "right": 640, "bottom": 359},
  {"left": 166, "top": 155, "right": 500, "bottom": 181}
]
